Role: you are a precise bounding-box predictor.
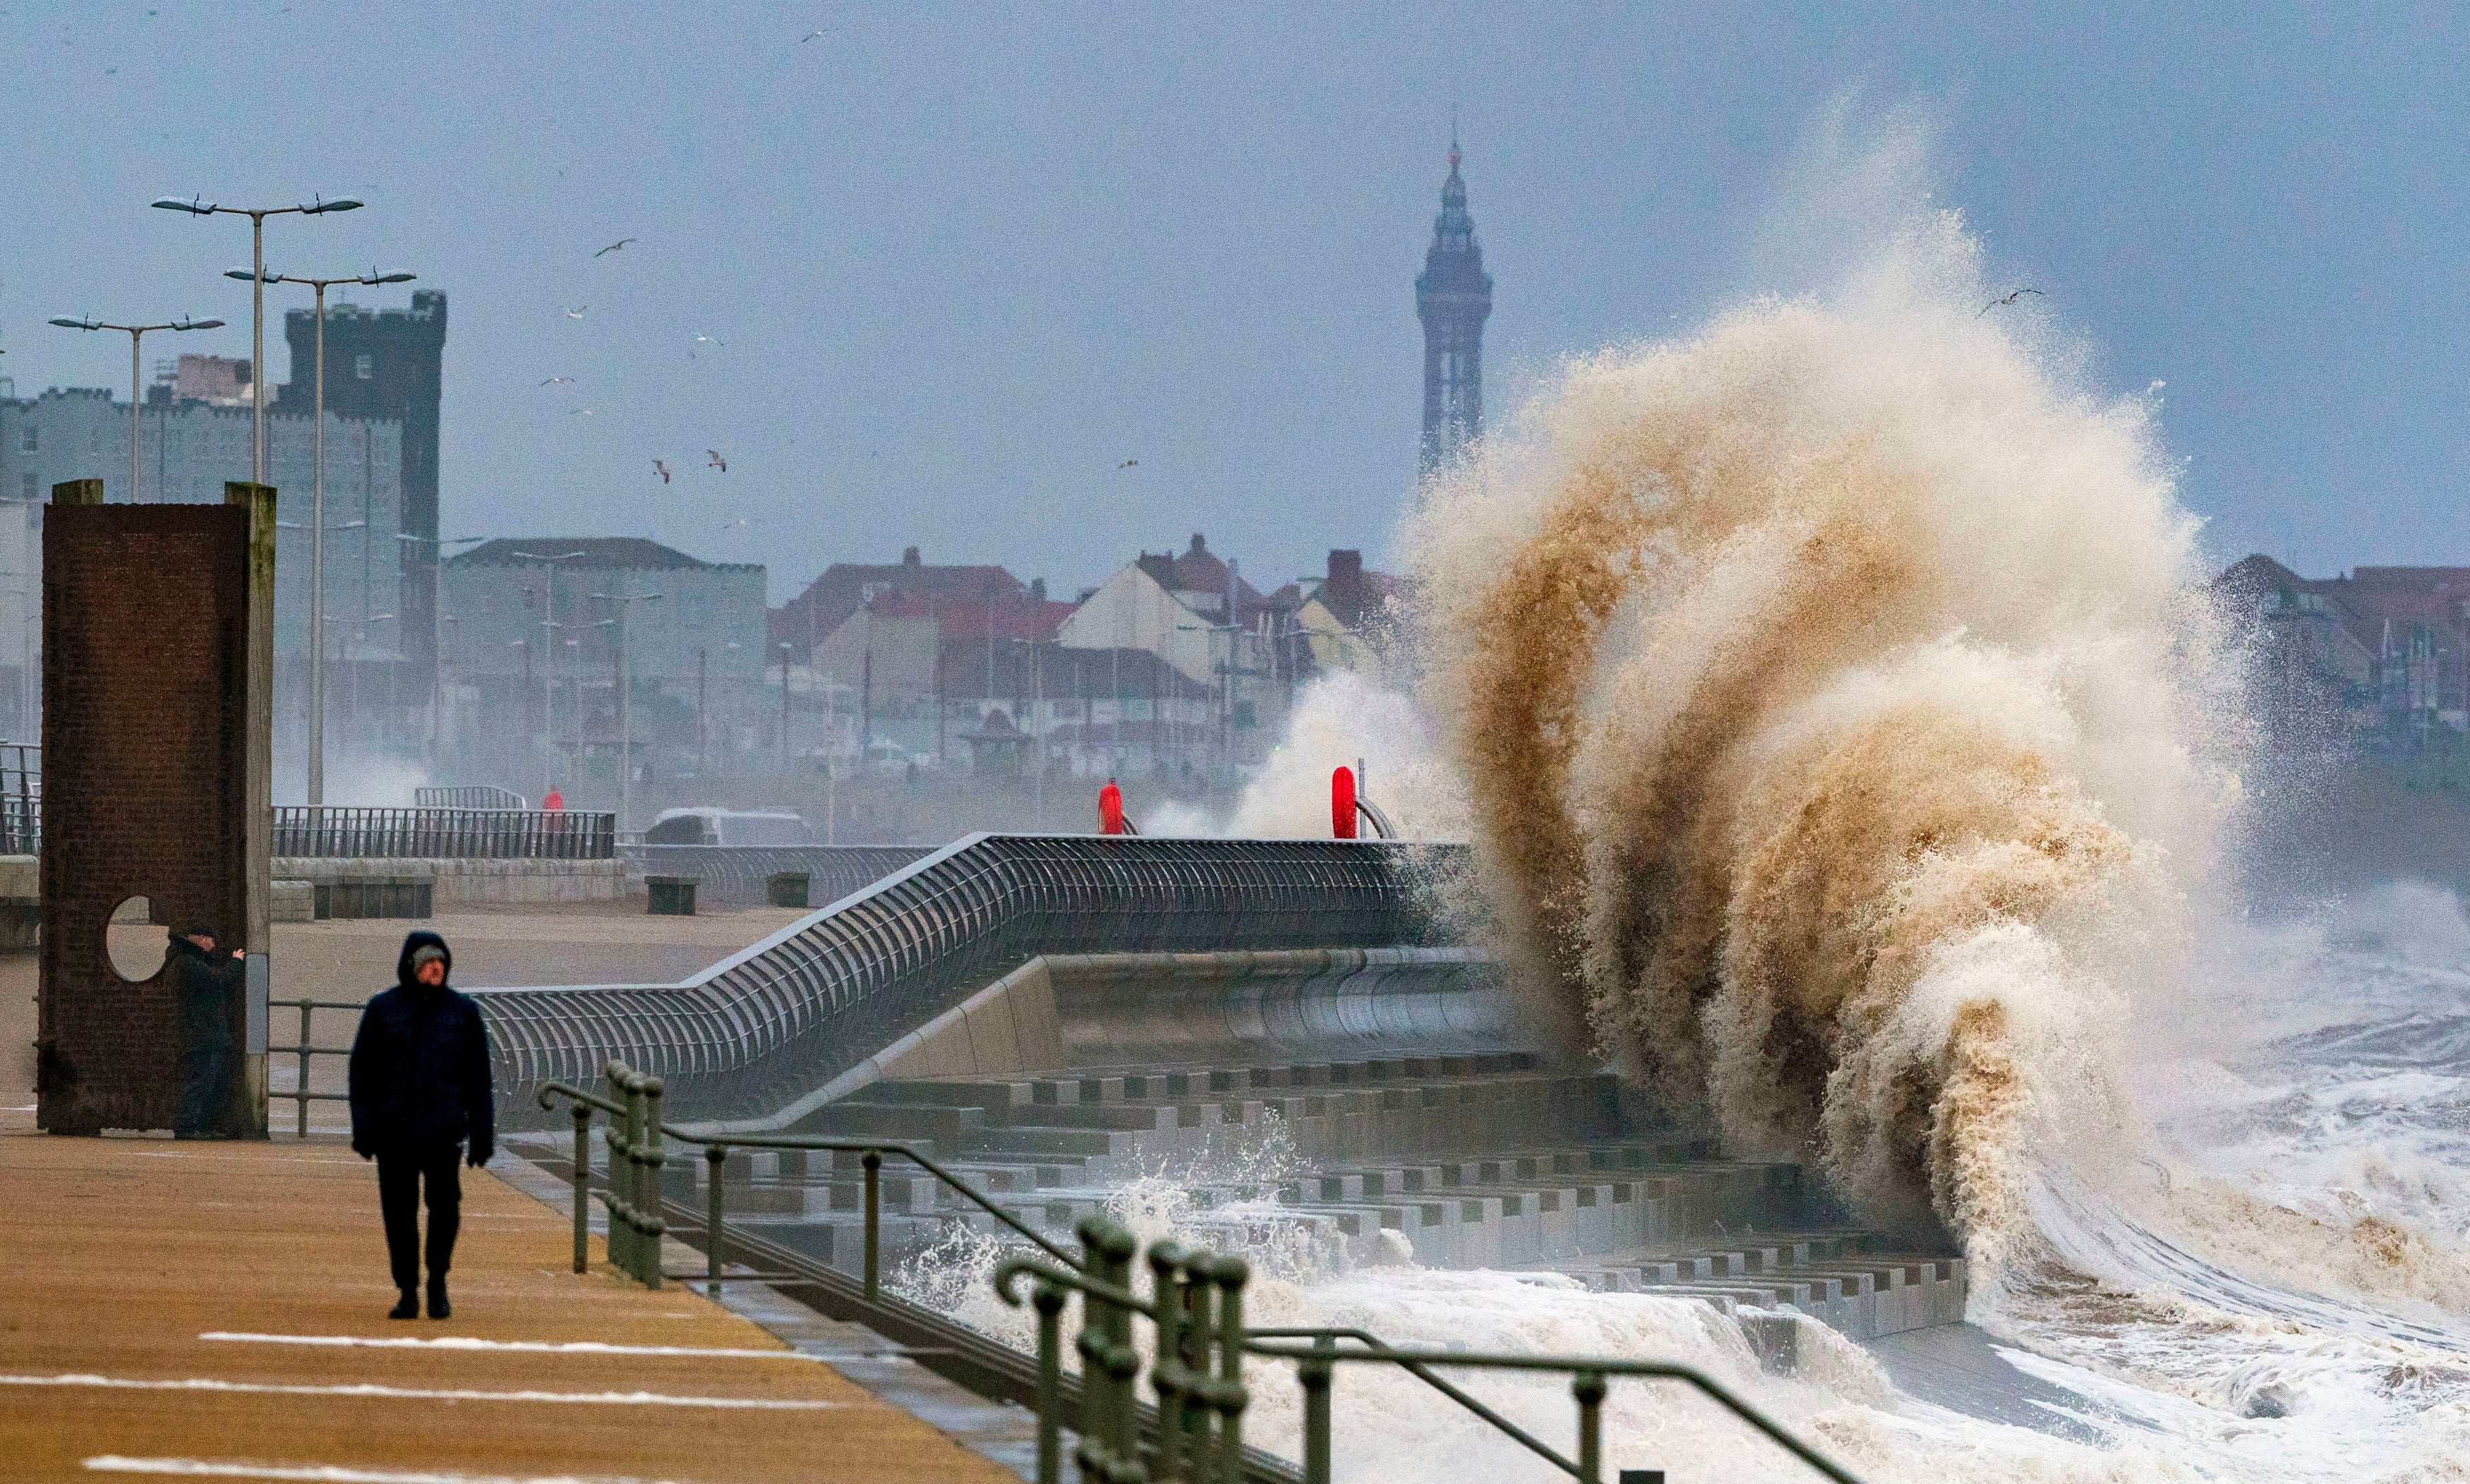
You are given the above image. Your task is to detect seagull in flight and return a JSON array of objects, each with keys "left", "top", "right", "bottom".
[
  {"left": 800, "top": 30, "right": 826, "bottom": 42},
  {"left": 540, "top": 375, "right": 574, "bottom": 386},
  {"left": 594, "top": 239, "right": 637, "bottom": 258},
  {"left": 1118, "top": 459, "right": 1138, "bottom": 469},
  {"left": 694, "top": 334, "right": 724, "bottom": 346},
  {"left": 565, "top": 306, "right": 587, "bottom": 319},
  {"left": 706, "top": 449, "right": 728, "bottom": 473},
  {"left": 1977, "top": 287, "right": 2043, "bottom": 316},
  {"left": 721, "top": 517, "right": 751, "bottom": 533},
  {"left": 567, "top": 409, "right": 595, "bottom": 417},
  {"left": 652, "top": 459, "right": 671, "bottom": 484}
]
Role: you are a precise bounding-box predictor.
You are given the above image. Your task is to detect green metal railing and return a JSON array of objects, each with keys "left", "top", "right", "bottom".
[
  {"left": 541, "top": 1059, "right": 1867, "bottom": 1484},
  {"left": 538, "top": 1063, "right": 1079, "bottom": 1301},
  {"left": 268, "top": 997, "right": 359, "bottom": 1137},
  {"left": 997, "top": 1230, "right": 1864, "bottom": 1484}
]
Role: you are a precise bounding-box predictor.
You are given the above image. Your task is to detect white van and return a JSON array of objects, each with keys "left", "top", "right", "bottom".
[{"left": 641, "top": 807, "right": 815, "bottom": 847}]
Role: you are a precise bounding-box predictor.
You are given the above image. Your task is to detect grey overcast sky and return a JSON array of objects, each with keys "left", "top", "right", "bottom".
[{"left": 1, "top": 3, "right": 2462, "bottom": 600}]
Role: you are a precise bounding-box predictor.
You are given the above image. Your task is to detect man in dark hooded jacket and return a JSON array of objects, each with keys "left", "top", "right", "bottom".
[
  {"left": 348, "top": 931, "right": 494, "bottom": 1320},
  {"left": 169, "top": 922, "right": 246, "bottom": 1138}
]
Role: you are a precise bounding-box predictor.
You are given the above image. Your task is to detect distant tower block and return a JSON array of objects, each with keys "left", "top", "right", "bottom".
[{"left": 1416, "top": 132, "right": 1493, "bottom": 475}]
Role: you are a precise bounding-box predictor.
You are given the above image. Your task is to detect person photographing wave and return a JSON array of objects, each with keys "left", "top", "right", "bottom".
[
  {"left": 348, "top": 931, "right": 495, "bottom": 1320},
  {"left": 169, "top": 922, "right": 246, "bottom": 1138}
]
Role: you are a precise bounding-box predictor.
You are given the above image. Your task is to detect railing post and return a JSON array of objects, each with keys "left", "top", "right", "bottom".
[
  {"left": 705, "top": 1142, "right": 728, "bottom": 1296},
  {"left": 1180, "top": 1260, "right": 1212, "bottom": 1467},
  {"left": 294, "top": 1001, "right": 312, "bottom": 1138},
  {"left": 862, "top": 1150, "right": 881, "bottom": 1304},
  {"left": 1148, "top": 1242, "right": 1189, "bottom": 1483},
  {"left": 1300, "top": 1333, "right": 1335, "bottom": 1484},
  {"left": 1209, "top": 1254, "right": 1249, "bottom": 1484},
  {"left": 606, "top": 1063, "right": 639, "bottom": 1280},
  {"left": 1573, "top": 1370, "right": 1606, "bottom": 1484},
  {"left": 570, "top": 1103, "right": 591, "bottom": 1274},
  {"left": 1032, "top": 1279, "right": 1066, "bottom": 1484},
  {"left": 639, "top": 1075, "right": 666, "bottom": 1291},
  {"left": 1075, "top": 1217, "right": 1138, "bottom": 1484}
]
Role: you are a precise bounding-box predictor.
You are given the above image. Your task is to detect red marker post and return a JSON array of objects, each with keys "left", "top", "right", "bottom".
[
  {"left": 1099, "top": 778, "right": 1125, "bottom": 835},
  {"left": 1332, "top": 766, "right": 1357, "bottom": 839}
]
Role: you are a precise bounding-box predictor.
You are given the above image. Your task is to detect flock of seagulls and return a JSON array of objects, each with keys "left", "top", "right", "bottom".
[{"left": 542, "top": 236, "right": 744, "bottom": 509}]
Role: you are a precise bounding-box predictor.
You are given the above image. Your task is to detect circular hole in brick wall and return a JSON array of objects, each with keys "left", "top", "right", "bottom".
[{"left": 106, "top": 896, "right": 169, "bottom": 982}]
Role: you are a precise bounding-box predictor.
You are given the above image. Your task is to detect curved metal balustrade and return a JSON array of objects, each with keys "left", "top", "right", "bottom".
[{"left": 474, "top": 833, "right": 1464, "bottom": 1125}]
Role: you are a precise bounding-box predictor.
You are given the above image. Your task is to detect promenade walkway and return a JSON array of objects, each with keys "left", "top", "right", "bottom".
[{"left": 0, "top": 1113, "right": 1018, "bottom": 1483}]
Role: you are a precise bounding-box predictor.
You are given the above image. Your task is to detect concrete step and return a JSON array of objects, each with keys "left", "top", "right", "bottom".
[{"left": 786, "top": 1102, "right": 987, "bottom": 1142}]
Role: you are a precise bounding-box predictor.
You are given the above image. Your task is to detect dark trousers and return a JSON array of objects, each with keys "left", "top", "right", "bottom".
[
  {"left": 376, "top": 1142, "right": 463, "bottom": 1292},
  {"left": 174, "top": 1044, "right": 232, "bottom": 1137}
]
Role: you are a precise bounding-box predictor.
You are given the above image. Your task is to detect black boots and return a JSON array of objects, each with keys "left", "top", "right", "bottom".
[
  {"left": 388, "top": 1289, "right": 418, "bottom": 1320},
  {"left": 427, "top": 1275, "right": 450, "bottom": 1320}
]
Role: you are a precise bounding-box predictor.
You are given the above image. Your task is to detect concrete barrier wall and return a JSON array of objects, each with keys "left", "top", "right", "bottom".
[
  {"left": 272, "top": 857, "right": 628, "bottom": 905},
  {"left": 720, "top": 946, "right": 1511, "bottom": 1133}
]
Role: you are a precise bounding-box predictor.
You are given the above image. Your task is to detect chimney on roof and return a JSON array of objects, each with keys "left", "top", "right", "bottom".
[
  {"left": 1030, "top": 577, "right": 1047, "bottom": 601},
  {"left": 903, "top": 546, "right": 922, "bottom": 567},
  {"left": 1329, "top": 549, "right": 1363, "bottom": 587},
  {"left": 1190, "top": 533, "right": 1207, "bottom": 554}
]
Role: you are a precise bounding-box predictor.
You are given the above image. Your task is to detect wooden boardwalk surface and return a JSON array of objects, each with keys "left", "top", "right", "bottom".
[{"left": 0, "top": 1114, "right": 1017, "bottom": 1483}]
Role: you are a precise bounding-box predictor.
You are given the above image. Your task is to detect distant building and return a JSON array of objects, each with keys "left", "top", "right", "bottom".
[
  {"left": 171, "top": 353, "right": 252, "bottom": 406},
  {"left": 1293, "top": 549, "right": 1409, "bottom": 674},
  {"left": 773, "top": 545, "right": 1025, "bottom": 656},
  {"left": 773, "top": 548, "right": 1074, "bottom": 763},
  {"left": 442, "top": 537, "right": 765, "bottom": 777},
  {"left": 0, "top": 382, "right": 405, "bottom": 683},
  {"left": 277, "top": 291, "right": 447, "bottom": 676},
  {"left": 1058, "top": 533, "right": 1303, "bottom": 774},
  {"left": 1416, "top": 135, "right": 1493, "bottom": 475},
  {"left": 935, "top": 639, "right": 1212, "bottom": 780},
  {"left": 2219, "top": 555, "right": 2470, "bottom": 743}
]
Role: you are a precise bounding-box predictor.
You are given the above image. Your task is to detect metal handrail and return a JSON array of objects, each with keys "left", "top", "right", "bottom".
[
  {"left": 478, "top": 833, "right": 1457, "bottom": 1125},
  {"left": 1242, "top": 1340, "right": 1864, "bottom": 1484},
  {"left": 267, "top": 996, "right": 365, "bottom": 1137},
  {"left": 546, "top": 1060, "right": 1863, "bottom": 1484},
  {"left": 1243, "top": 1327, "right": 1574, "bottom": 1478},
  {"left": 0, "top": 742, "right": 37, "bottom": 855},
  {"left": 272, "top": 805, "right": 616, "bottom": 859},
  {"left": 538, "top": 1072, "right": 1081, "bottom": 1301},
  {"left": 999, "top": 1236, "right": 1868, "bottom": 1484}
]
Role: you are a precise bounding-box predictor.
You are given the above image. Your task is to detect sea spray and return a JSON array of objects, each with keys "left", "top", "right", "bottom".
[
  {"left": 1409, "top": 213, "right": 2232, "bottom": 1265},
  {"left": 1149, "top": 670, "right": 1473, "bottom": 840}
]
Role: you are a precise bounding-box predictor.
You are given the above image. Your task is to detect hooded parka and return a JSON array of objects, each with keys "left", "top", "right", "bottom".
[{"left": 347, "top": 931, "right": 495, "bottom": 1164}]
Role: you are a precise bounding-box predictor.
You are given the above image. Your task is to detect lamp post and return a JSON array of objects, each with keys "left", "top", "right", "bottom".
[
  {"left": 150, "top": 193, "right": 363, "bottom": 485},
  {"left": 45, "top": 315, "right": 226, "bottom": 502},
  {"left": 776, "top": 641, "right": 795, "bottom": 777},
  {"left": 399, "top": 533, "right": 483, "bottom": 768},
  {"left": 226, "top": 267, "right": 414, "bottom": 807},
  {"left": 510, "top": 551, "right": 585, "bottom": 797},
  {"left": 593, "top": 581, "right": 663, "bottom": 836}
]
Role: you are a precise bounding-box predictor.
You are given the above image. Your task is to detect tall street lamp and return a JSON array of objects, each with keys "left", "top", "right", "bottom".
[
  {"left": 229, "top": 267, "right": 414, "bottom": 808},
  {"left": 776, "top": 641, "right": 795, "bottom": 776},
  {"left": 400, "top": 532, "right": 485, "bottom": 767},
  {"left": 593, "top": 582, "right": 663, "bottom": 837},
  {"left": 45, "top": 315, "right": 225, "bottom": 501},
  {"left": 150, "top": 192, "right": 362, "bottom": 485},
  {"left": 510, "top": 551, "right": 585, "bottom": 796}
]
